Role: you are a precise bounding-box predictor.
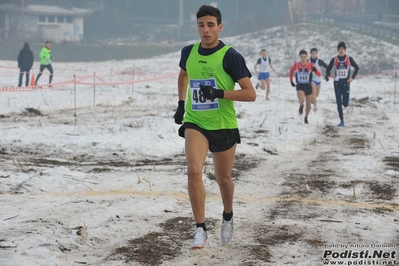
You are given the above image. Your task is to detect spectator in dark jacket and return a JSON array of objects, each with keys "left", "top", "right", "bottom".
[{"left": 17, "top": 42, "right": 34, "bottom": 87}]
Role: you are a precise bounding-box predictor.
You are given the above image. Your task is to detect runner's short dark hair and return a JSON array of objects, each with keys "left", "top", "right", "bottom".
[
  {"left": 261, "top": 49, "right": 266, "bottom": 52},
  {"left": 196, "top": 5, "right": 222, "bottom": 25},
  {"left": 310, "top": 48, "right": 318, "bottom": 53},
  {"left": 299, "top": 50, "right": 307, "bottom": 56}
]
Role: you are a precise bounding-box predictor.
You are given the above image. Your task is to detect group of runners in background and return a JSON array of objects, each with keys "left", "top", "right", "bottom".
[{"left": 254, "top": 42, "right": 359, "bottom": 126}]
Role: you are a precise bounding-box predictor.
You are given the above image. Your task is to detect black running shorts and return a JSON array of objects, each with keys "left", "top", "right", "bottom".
[
  {"left": 178, "top": 122, "right": 241, "bottom": 152},
  {"left": 296, "top": 84, "right": 312, "bottom": 96}
]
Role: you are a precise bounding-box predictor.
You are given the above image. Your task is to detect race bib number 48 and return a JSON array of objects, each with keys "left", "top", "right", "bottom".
[{"left": 190, "top": 79, "right": 220, "bottom": 111}]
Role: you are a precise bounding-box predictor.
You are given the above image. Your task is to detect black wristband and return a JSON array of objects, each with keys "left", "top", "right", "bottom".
[
  {"left": 216, "top": 90, "right": 224, "bottom": 99},
  {"left": 178, "top": 100, "right": 185, "bottom": 107}
]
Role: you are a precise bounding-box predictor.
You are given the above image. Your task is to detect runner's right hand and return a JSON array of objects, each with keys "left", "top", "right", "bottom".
[
  {"left": 290, "top": 81, "right": 296, "bottom": 87},
  {"left": 174, "top": 100, "right": 185, "bottom": 124}
]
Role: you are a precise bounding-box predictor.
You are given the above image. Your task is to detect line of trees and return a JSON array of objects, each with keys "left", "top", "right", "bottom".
[
  {"left": 0, "top": 0, "right": 288, "bottom": 40},
  {"left": 5, "top": 0, "right": 397, "bottom": 41}
]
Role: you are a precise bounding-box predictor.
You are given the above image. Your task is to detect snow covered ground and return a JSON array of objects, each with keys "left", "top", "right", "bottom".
[{"left": 0, "top": 23, "right": 398, "bottom": 266}]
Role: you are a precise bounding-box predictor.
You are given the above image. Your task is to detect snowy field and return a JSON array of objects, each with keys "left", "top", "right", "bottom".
[{"left": 0, "top": 23, "right": 398, "bottom": 265}]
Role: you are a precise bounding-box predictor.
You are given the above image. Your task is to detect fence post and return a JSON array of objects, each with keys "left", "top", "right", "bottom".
[
  {"left": 74, "top": 74, "right": 77, "bottom": 126},
  {"left": 93, "top": 72, "right": 96, "bottom": 107},
  {"left": 132, "top": 69, "right": 135, "bottom": 96},
  {"left": 395, "top": 66, "right": 397, "bottom": 108}
]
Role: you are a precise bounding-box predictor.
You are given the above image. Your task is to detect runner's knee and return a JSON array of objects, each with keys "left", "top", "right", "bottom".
[
  {"left": 187, "top": 167, "right": 203, "bottom": 179},
  {"left": 216, "top": 175, "right": 232, "bottom": 187}
]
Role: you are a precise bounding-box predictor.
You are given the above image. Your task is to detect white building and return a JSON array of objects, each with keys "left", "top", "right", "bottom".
[{"left": 0, "top": 4, "right": 91, "bottom": 42}]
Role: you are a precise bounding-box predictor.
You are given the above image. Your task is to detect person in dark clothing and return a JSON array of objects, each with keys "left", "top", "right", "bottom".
[
  {"left": 325, "top": 42, "right": 360, "bottom": 127},
  {"left": 17, "top": 42, "right": 34, "bottom": 87}
]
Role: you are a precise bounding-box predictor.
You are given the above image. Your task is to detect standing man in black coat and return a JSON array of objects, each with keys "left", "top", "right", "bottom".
[{"left": 17, "top": 42, "right": 34, "bottom": 87}]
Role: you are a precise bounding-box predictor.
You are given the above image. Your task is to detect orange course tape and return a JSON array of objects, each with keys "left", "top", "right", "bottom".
[{"left": 0, "top": 72, "right": 178, "bottom": 92}]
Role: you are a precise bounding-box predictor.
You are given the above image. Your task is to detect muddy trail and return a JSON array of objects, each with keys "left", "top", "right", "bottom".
[
  {"left": 0, "top": 95, "right": 398, "bottom": 266},
  {"left": 102, "top": 99, "right": 398, "bottom": 265}
]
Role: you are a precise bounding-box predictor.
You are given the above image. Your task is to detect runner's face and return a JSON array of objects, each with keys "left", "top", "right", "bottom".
[
  {"left": 197, "top": 15, "right": 222, "bottom": 49},
  {"left": 300, "top": 54, "right": 307, "bottom": 64},
  {"left": 311, "top": 51, "right": 317, "bottom": 59},
  {"left": 46, "top": 43, "right": 51, "bottom": 49},
  {"left": 338, "top": 47, "right": 346, "bottom": 56},
  {"left": 261, "top": 51, "right": 267, "bottom": 58}
]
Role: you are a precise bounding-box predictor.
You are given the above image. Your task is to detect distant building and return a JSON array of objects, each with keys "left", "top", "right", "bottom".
[{"left": 0, "top": 4, "right": 91, "bottom": 42}]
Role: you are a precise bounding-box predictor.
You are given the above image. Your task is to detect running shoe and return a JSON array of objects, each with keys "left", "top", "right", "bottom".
[
  {"left": 304, "top": 117, "right": 308, "bottom": 124},
  {"left": 191, "top": 227, "right": 208, "bottom": 249},
  {"left": 298, "top": 105, "right": 304, "bottom": 115},
  {"left": 337, "top": 121, "right": 345, "bottom": 127},
  {"left": 313, "top": 106, "right": 318, "bottom": 112},
  {"left": 255, "top": 83, "right": 259, "bottom": 89},
  {"left": 221, "top": 217, "right": 234, "bottom": 245}
]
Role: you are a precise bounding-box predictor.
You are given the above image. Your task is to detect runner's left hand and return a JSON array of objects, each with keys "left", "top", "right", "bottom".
[{"left": 199, "top": 85, "right": 224, "bottom": 100}]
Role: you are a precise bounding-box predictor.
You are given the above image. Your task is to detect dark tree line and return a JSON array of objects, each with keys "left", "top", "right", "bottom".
[
  {"left": 0, "top": 0, "right": 288, "bottom": 40},
  {"left": 2, "top": 0, "right": 397, "bottom": 41}
]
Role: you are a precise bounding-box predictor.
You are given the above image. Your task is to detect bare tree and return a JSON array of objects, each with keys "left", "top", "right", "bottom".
[{"left": 7, "top": 13, "right": 34, "bottom": 40}]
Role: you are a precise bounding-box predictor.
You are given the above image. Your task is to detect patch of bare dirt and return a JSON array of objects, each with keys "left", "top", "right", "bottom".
[
  {"left": 243, "top": 224, "right": 303, "bottom": 264},
  {"left": 24, "top": 108, "right": 43, "bottom": 116},
  {"left": 282, "top": 173, "right": 336, "bottom": 194},
  {"left": 368, "top": 182, "right": 396, "bottom": 200},
  {"left": 383, "top": 156, "right": 399, "bottom": 172},
  {"left": 322, "top": 125, "right": 339, "bottom": 138},
  {"left": 346, "top": 137, "right": 369, "bottom": 149},
  {"left": 109, "top": 217, "right": 218, "bottom": 265}
]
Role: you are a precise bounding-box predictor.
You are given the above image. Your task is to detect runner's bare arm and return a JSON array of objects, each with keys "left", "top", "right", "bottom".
[
  {"left": 222, "top": 77, "right": 256, "bottom": 102},
  {"left": 254, "top": 62, "right": 259, "bottom": 76},
  {"left": 270, "top": 63, "right": 276, "bottom": 72},
  {"left": 177, "top": 69, "right": 188, "bottom": 101}
]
